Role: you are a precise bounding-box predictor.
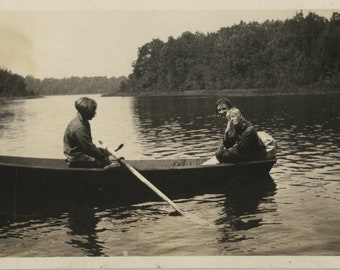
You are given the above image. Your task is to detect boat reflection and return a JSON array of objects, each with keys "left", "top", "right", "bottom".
[{"left": 216, "top": 174, "right": 277, "bottom": 232}]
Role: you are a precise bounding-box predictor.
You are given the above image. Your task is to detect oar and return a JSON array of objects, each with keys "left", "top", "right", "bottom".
[{"left": 99, "top": 140, "right": 185, "bottom": 216}]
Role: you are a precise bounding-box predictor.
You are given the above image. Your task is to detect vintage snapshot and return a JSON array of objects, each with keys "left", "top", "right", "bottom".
[{"left": 0, "top": 0, "right": 339, "bottom": 268}]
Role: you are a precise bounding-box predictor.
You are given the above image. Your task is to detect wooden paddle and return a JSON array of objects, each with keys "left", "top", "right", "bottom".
[{"left": 99, "top": 140, "right": 185, "bottom": 216}]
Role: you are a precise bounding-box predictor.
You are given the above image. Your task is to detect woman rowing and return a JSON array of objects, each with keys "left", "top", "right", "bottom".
[{"left": 63, "top": 97, "right": 111, "bottom": 168}]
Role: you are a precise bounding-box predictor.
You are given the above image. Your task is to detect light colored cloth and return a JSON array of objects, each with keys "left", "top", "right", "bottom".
[
  {"left": 257, "top": 131, "right": 277, "bottom": 159},
  {"left": 201, "top": 156, "right": 220, "bottom": 165}
]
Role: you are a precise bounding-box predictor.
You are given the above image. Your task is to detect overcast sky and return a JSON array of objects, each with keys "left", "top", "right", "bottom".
[{"left": 0, "top": 0, "right": 339, "bottom": 79}]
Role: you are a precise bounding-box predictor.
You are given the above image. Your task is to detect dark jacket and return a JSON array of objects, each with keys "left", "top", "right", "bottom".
[
  {"left": 63, "top": 113, "right": 104, "bottom": 162},
  {"left": 218, "top": 120, "right": 266, "bottom": 163},
  {"left": 223, "top": 120, "right": 266, "bottom": 155}
]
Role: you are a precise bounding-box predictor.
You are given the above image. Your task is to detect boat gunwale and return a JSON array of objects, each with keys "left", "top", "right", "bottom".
[{"left": 0, "top": 155, "right": 277, "bottom": 172}]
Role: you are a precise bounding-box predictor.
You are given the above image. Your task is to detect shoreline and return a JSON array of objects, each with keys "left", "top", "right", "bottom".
[
  {"left": 1, "top": 89, "right": 339, "bottom": 100},
  {"left": 102, "top": 88, "right": 340, "bottom": 97},
  {"left": 0, "top": 95, "right": 44, "bottom": 101}
]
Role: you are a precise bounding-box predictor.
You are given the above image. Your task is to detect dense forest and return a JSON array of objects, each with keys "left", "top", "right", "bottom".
[
  {"left": 25, "top": 76, "right": 126, "bottom": 95},
  {"left": 121, "top": 11, "right": 340, "bottom": 93}
]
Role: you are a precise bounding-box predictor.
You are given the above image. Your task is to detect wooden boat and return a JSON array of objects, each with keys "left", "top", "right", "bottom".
[{"left": 0, "top": 155, "right": 276, "bottom": 217}]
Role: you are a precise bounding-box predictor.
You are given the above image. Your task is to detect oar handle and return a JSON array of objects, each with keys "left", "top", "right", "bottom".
[{"left": 114, "top": 143, "right": 124, "bottom": 152}]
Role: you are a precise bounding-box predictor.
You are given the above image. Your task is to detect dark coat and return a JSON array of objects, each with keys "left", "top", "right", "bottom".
[
  {"left": 63, "top": 113, "right": 104, "bottom": 162},
  {"left": 216, "top": 120, "right": 266, "bottom": 163}
]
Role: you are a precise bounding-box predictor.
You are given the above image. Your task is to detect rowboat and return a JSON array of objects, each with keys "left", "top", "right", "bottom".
[{"left": 0, "top": 155, "right": 276, "bottom": 217}]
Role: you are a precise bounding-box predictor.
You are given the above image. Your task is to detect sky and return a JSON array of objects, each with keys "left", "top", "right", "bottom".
[{"left": 0, "top": 0, "right": 339, "bottom": 79}]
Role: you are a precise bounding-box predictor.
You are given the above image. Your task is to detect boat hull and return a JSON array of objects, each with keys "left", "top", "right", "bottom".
[{"left": 0, "top": 156, "right": 276, "bottom": 217}]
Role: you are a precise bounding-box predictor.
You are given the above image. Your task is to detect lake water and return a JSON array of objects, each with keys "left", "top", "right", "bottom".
[{"left": 0, "top": 93, "right": 339, "bottom": 259}]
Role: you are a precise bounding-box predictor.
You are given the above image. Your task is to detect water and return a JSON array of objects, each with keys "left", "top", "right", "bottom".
[{"left": 0, "top": 93, "right": 339, "bottom": 257}]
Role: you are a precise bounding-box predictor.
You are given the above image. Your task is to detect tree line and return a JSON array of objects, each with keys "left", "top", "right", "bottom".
[
  {"left": 121, "top": 11, "right": 340, "bottom": 93},
  {"left": 25, "top": 76, "right": 126, "bottom": 95},
  {"left": 0, "top": 68, "right": 126, "bottom": 97}
]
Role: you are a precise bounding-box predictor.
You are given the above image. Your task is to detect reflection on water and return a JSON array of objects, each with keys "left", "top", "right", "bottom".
[
  {"left": 220, "top": 175, "right": 276, "bottom": 230},
  {"left": 0, "top": 93, "right": 339, "bottom": 256},
  {"left": 132, "top": 96, "right": 226, "bottom": 158},
  {"left": 67, "top": 203, "right": 105, "bottom": 256}
]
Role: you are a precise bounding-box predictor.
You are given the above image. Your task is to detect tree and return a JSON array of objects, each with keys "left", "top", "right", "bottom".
[
  {"left": 122, "top": 11, "right": 340, "bottom": 92},
  {"left": 0, "top": 68, "right": 32, "bottom": 97}
]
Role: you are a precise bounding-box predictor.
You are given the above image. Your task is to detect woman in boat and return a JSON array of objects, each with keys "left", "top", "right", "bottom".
[
  {"left": 63, "top": 97, "right": 110, "bottom": 168},
  {"left": 215, "top": 97, "right": 233, "bottom": 116},
  {"left": 215, "top": 97, "right": 234, "bottom": 155},
  {"left": 215, "top": 107, "right": 266, "bottom": 163}
]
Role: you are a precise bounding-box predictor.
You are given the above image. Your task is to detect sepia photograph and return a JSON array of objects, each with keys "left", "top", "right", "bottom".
[{"left": 0, "top": 0, "right": 339, "bottom": 268}]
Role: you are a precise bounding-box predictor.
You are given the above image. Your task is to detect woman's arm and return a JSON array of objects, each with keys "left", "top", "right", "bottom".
[
  {"left": 223, "top": 120, "right": 239, "bottom": 148},
  {"left": 74, "top": 127, "right": 104, "bottom": 159}
]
